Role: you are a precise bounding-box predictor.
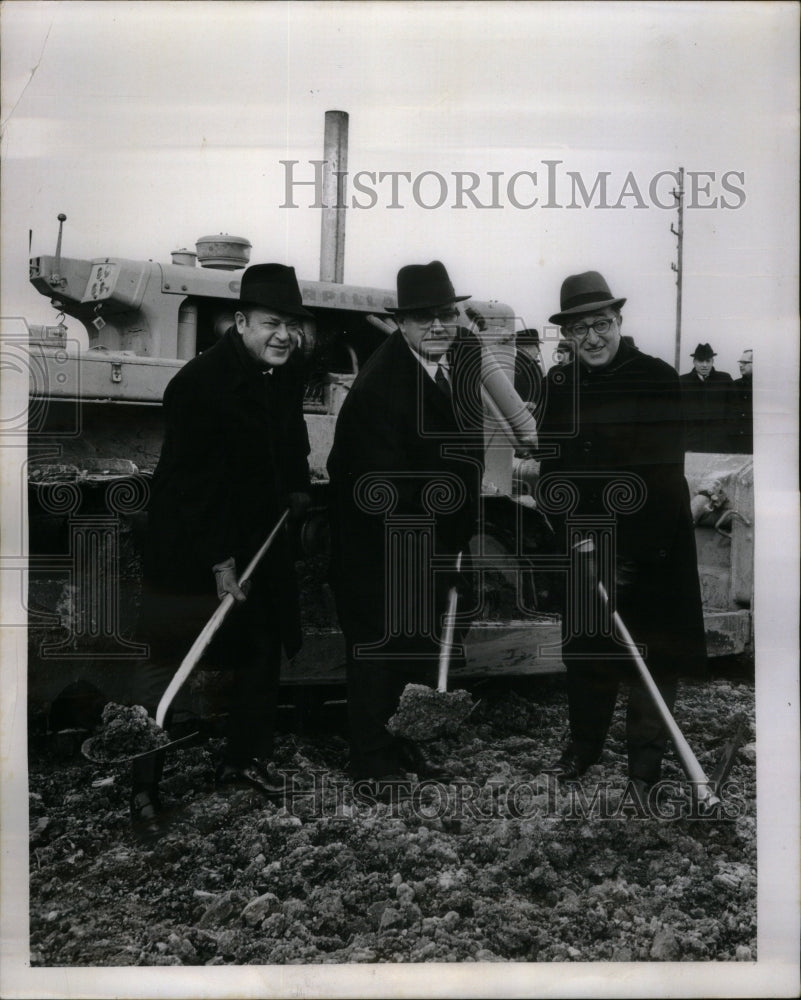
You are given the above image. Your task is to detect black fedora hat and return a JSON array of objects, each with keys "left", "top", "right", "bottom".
[
  {"left": 386, "top": 260, "right": 471, "bottom": 314},
  {"left": 238, "top": 263, "right": 313, "bottom": 319},
  {"left": 690, "top": 343, "right": 716, "bottom": 360},
  {"left": 516, "top": 327, "right": 540, "bottom": 346},
  {"left": 548, "top": 271, "right": 626, "bottom": 325}
]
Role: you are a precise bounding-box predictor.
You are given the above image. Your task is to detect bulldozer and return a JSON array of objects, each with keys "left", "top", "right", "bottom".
[{"left": 17, "top": 113, "right": 753, "bottom": 725}]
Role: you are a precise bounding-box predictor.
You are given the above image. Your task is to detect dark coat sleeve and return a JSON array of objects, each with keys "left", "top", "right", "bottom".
[
  {"left": 274, "top": 369, "right": 312, "bottom": 495},
  {"left": 154, "top": 371, "right": 236, "bottom": 574}
]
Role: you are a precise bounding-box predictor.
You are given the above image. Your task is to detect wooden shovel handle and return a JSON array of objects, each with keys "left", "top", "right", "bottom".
[
  {"left": 155, "top": 510, "right": 290, "bottom": 728},
  {"left": 437, "top": 551, "right": 463, "bottom": 693},
  {"left": 598, "top": 582, "right": 719, "bottom": 806}
]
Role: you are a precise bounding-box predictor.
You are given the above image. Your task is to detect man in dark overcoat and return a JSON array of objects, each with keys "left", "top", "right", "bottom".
[
  {"left": 730, "top": 349, "right": 753, "bottom": 453},
  {"left": 513, "top": 327, "right": 545, "bottom": 420},
  {"left": 537, "top": 271, "right": 707, "bottom": 800},
  {"left": 327, "top": 261, "right": 484, "bottom": 787},
  {"left": 679, "top": 342, "right": 735, "bottom": 452},
  {"left": 132, "top": 263, "right": 312, "bottom": 828}
]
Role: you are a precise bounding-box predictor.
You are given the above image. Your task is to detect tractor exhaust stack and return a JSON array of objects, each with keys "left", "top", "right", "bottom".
[{"left": 319, "top": 110, "right": 349, "bottom": 284}]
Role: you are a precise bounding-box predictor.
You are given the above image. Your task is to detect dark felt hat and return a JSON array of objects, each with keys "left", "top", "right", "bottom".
[
  {"left": 549, "top": 271, "right": 627, "bottom": 325},
  {"left": 238, "top": 263, "right": 313, "bottom": 319},
  {"left": 516, "top": 328, "right": 540, "bottom": 346},
  {"left": 690, "top": 343, "right": 716, "bottom": 360},
  {"left": 386, "top": 260, "right": 471, "bottom": 314}
]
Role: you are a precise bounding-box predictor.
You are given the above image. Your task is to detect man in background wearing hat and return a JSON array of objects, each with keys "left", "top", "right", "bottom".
[
  {"left": 730, "top": 349, "right": 753, "bottom": 453},
  {"left": 327, "top": 261, "right": 484, "bottom": 792},
  {"left": 131, "top": 263, "right": 313, "bottom": 831},
  {"left": 537, "top": 271, "right": 706, "bottom": 805},
  {"left": 679, "top": 343, "right": 735, "bottom": 452},
  {"left": 513, "top": 328, "right": 545, "bottom": 422}
]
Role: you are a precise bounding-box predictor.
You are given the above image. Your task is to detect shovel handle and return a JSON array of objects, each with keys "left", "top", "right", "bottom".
[
  {"left": 155, "top": 509, "right": 290, "bottom": 728},
  {"left": 598, "top": 582, "right": 719, "bottom": 806},
  {"left": 437, "top": 552, "right": 463, "bottom": 693}
]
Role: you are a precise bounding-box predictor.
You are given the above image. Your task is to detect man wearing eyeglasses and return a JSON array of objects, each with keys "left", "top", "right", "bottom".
[
  {"left": 536, "top": 271, "right": 706, "bottom": 807},
  {"left": 327, "top": 261, "right": 484, "bottom": 793}
]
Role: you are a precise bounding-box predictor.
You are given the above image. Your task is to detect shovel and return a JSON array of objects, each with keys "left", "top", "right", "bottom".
[
  {"left": 388, "top": 552, "right": 476, "bottom": 742},
  {"left": 81, "top": 509, "right": 290, "bottom": 767},
  {"left": 597, "top": 581, "right": 725, "bottom": 808},
  {"left": 155, "top": 508, "right": 290, "bottom": 728}
]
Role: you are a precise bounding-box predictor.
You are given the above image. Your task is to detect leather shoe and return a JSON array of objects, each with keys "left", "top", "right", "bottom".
[
  {"left": 624, "top": 777, "right": 654, "bottom": 815},
  {"left": 215, "top": 758, "right": 286, "bottom": 799},
  {"left": 396, "top": 737, "right": 455, "bottom": 781},
  {"left": 129, "top": 786, "right": 163, "bottom": 837},
  {"left": 544, "top": 749, "right": 590, "bottom": 781}
]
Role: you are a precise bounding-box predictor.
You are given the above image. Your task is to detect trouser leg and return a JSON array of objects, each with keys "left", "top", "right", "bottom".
[
  {"left": 346, "top": 652, "right": 436, "bottom": 780},
  {"left": 131, "top": 746, "right": 166, "bottom": 792},
  {"left": 626, "top": 673, "right": 678, "bottom": 784},
  {"left": 129, "top": 656, "right": 184, "bottom": 793},
  {"left": 222, "top": 632, "right": 283, "bottom": 767},
  {"left": 565, "top": 663, "right": 619, "bottom": 766}
]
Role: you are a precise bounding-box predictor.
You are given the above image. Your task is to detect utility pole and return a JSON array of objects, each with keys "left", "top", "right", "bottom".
[{"left": 670, "top": 167, "right": 684, "bottom": 371}]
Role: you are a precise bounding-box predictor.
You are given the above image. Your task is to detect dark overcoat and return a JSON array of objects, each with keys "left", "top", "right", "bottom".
[
  {"left": 678, "top": 367, "right": 734, "bottom": 452},
  {"left": 326, "top": 329, "right": 485, "bottom": 656},
  {"left": 730, "top": 375, "right": 753, "bottom": 453},
  {"left": 537, "top": 339, "right": 706, "bottom": 678},
  {"left": 144, "top": 328, "right": 311, "bottom": 658}
]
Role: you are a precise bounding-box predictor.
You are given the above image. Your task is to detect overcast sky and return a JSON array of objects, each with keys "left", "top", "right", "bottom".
[{"left": 1, "top": 0, "right": 797, "bottom": 379}]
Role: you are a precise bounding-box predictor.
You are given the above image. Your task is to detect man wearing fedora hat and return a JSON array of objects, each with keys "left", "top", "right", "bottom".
[
  {"left": 327, "top": 261, "right": 484, "bottom": 791},
  {"left": 537, "top": 271, "right": 706, "bottom": 803},
  {"left": 130, "top": 263, "right": 313, "bottom": 831},
  {"left": 730, "top": 349, "right": 753, "bottom": 453},
  {"left": 513, "top": 327, "right": 545, "bottom": 422},
  {"left": 679, "top": 343, "right": 735, "bottom": 453}
]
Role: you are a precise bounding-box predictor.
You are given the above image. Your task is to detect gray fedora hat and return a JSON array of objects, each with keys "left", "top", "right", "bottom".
[{"left": 549, "top": 271, "right": 626, "bottom": 325}]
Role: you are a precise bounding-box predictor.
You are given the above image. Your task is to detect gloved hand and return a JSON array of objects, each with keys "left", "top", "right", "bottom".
[
  {"left": 464, "top": 305, "right": 487, "bottom": 333},
  {"left": 212, "top": 557, "right": 248, "bottom": 603},
  {"left": 287, "top": 491, "right": 311, "bottom": 521}
]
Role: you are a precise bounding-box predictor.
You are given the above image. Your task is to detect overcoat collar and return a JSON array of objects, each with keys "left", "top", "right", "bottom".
[
  {"left": 390, "top": 329, "right": 460, "bottom": 424},
  {"left": 570, "top": 335, "right": 638, "bottom": 379}
]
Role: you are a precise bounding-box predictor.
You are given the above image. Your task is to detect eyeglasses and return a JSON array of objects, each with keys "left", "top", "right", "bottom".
[
  {"left": 405, "top": 308, "right": 460, "bottom": 329},
  {"left": 564, "top": 317, "right": 615, "bottom": 340}
]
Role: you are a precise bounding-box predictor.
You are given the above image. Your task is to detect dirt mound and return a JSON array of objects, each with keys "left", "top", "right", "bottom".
[
  {"left": 29, "top": 676, "right": 756, "bottom": 966},
  {"left": 82, "top": 703, "right": 170, "bottom": 763}
]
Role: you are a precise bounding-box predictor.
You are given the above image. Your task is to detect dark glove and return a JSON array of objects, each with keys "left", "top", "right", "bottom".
[
  {"left": 287, "top": 491, "right": 311, "bottom": 521},
  {"left": 212, "top": 557, "right": 248, "bottom": 603}
]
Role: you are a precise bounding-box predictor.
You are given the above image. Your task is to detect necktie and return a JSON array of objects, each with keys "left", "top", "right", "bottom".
[{"left": 435, "top": 361, "right": 452, "bottom": 402}]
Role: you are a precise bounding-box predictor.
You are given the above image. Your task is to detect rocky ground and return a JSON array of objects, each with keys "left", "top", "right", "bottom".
[{"left": 28, "top": 668, "right": 756, "bottom": 966}]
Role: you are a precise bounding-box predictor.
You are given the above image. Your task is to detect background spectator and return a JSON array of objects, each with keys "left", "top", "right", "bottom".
[{"left": 678, "top": 342, "right": 734, "bottom": 452}]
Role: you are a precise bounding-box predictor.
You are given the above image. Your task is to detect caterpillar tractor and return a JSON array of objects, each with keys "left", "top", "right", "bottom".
[
  {"left": 21, "top": 217, "right": 563, "bottom": 721},
  {"left": 17, "top": 116, "right": 753, "bottom": 726}
]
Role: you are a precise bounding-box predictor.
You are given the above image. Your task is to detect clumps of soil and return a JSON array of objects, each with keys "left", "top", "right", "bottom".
[
  {"left": 29, "top": 675, "right": 756, "bottom": 966},
  {"left": 387, "top": 685, "right": 476, "bottom": 740},
  {"left": 82, "top": 703, "right": 169, "bottom": 763}
]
